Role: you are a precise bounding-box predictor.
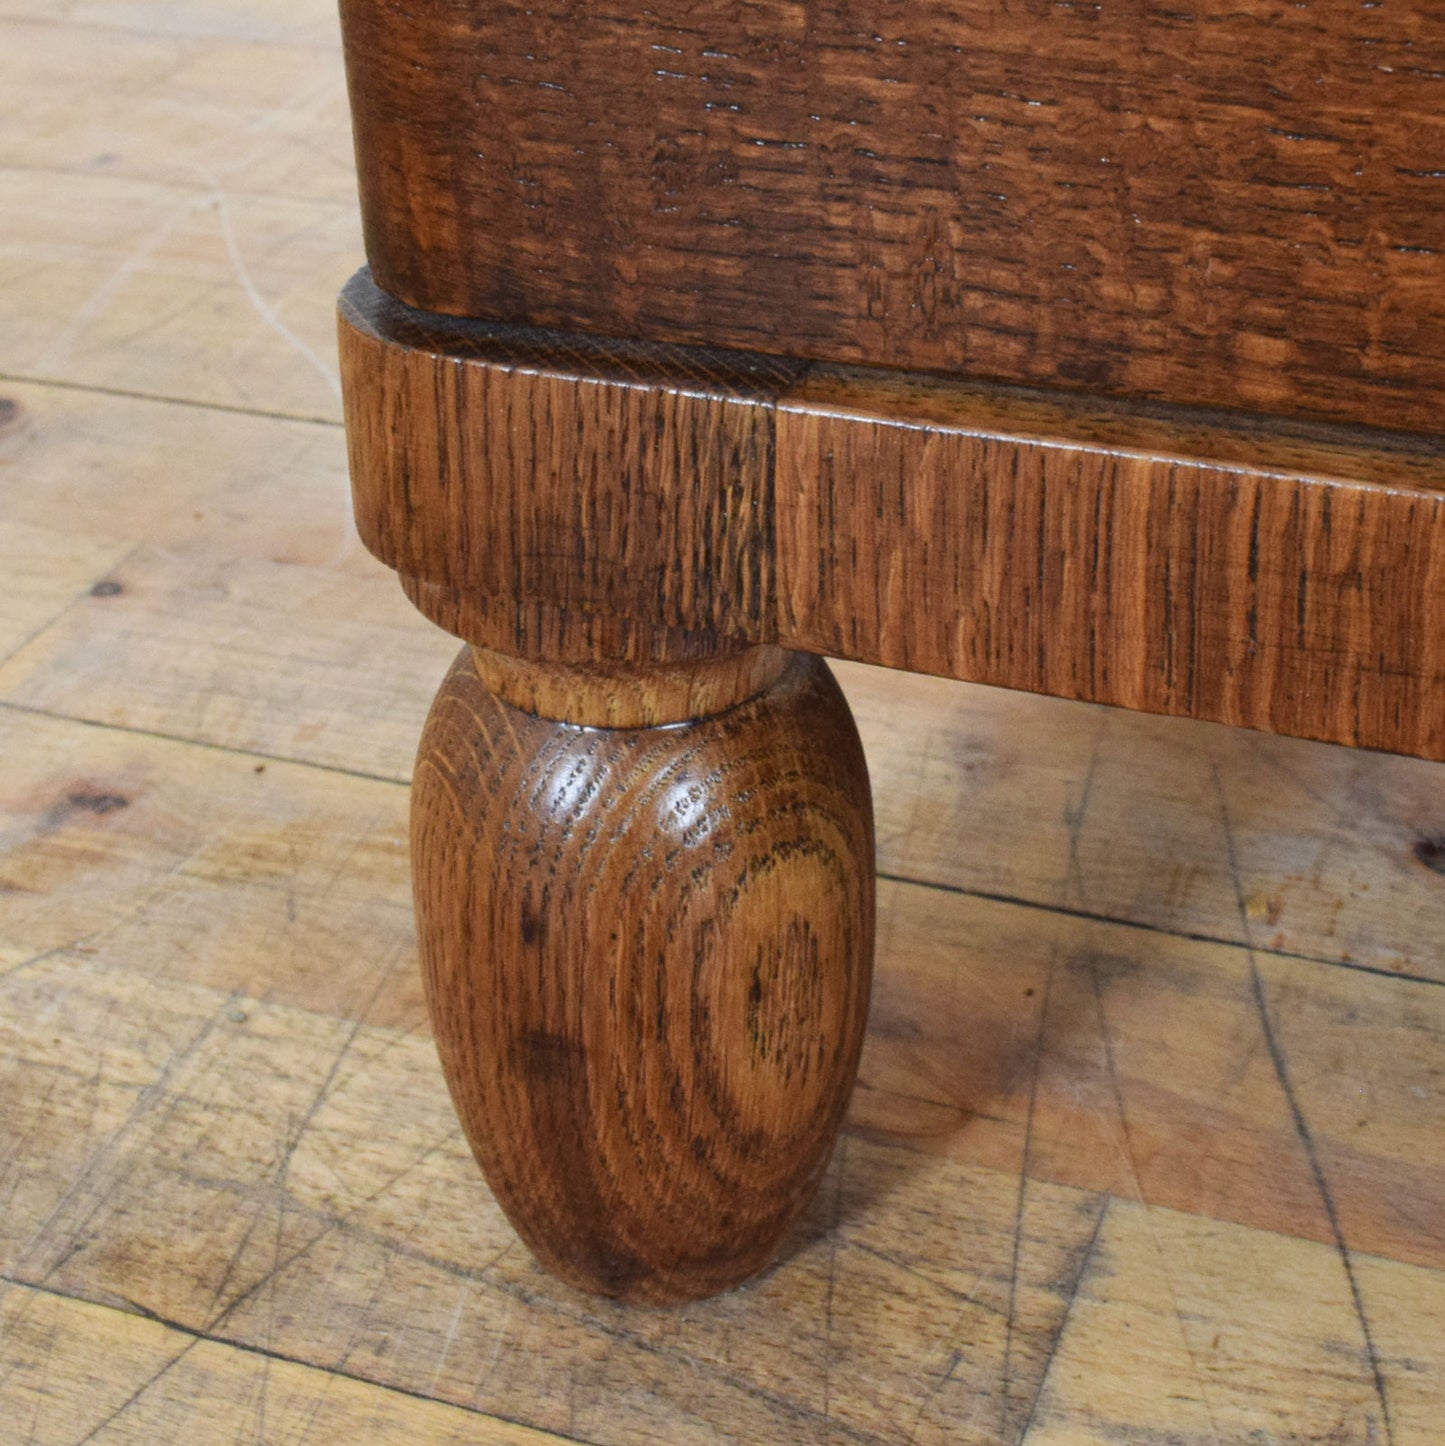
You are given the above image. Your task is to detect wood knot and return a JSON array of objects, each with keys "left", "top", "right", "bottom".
[{"left": 67, "top": 791, "right": 130, "bottom": 815}]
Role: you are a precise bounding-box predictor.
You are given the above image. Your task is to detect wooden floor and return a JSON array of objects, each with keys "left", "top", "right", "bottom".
[{"left": 2, "top": 4, "right": 1444, "bottom": 1442}]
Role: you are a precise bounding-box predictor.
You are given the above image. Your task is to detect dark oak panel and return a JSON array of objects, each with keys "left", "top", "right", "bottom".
[
  {"left": 339, "top": 272, "right": 800, "bottom": 639},
  {"left": 340, "top": 0, "right": 1445, "bottom": 433},
  {"left": 339, "top": 274, "right": 1445, "bottom": 759},
  {"left": 777, "top": 368, "right": 1445, "bottom": 759}
]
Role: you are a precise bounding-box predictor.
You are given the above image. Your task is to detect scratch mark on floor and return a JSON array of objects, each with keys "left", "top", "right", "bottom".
[
  {"left": 195, "top": 163, "right": 342, "bottom": 401},
  {"left": 7, "top": 1273, "right": 605, "bottom": 1446},
  {"left": 254, "top": 1007, "right": 374, "bottom": 1346},
  {"left": 30, "top": 194, "right": 213, "bottom": 376},
  {"left": 1014, "top": 1196, "right": 1110, "bottom": 1444},
  {"left": 848, "top": 1240, "right": 1004, "bottom": 1317},
  {"left": 16, "top": 995, "right": 229, "bottom": 1280},
  {"left": 999, "top": 951, "right": 1056, "bottom": 1440},
  {"left": 822, "top": 1135, "right": 848, "bottom": 1446},
  {"left": 1248, "top": 964, "right": 1396, "bottom": 1444},
  {"left": 495, "top": 1270, "right": 887, "bottom": 1446},
  {"left": 426, "top": 1279, "right": 473, "bottom": 1396},
  {"left": 901, "top": 1346, "right": 966, "bottom": 1446},
  {"left": 1063, "top": 711, "right": 1110, "bottom": 912},
  {"left": 202, "top": 1134, "right": 454, "bottom": 1337},
  {"left": 1213, "top": 760, "right": 1396, "bottom": 1446},
  {"left": 203, "top": 1191, "right": 271, "bottom": 1321},
  {"left": 0, "top": 1055, "right": 66, "bottom": 1222},
  {"left": 291, "top": 1380, "right": 330, "bottom": 1446},
  {"left": 1087, "top": 959, "right": 1223, "bottom": 1445},
  {"left": 197, "top": 955, "right": 428, "bottom": 1349},
  {"left": 71, "top": 1335, "right": 200, "bottom": 1446}
]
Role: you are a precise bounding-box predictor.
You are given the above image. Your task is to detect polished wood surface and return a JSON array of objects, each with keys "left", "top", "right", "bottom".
[
  {"left": 470, "top": 640, "right": 789, "bottom": 727},
  {"left": 340, "top": 0, "right": 1445, "bottom": 434},
  {"left": 414, "top": 648, "right": 874, "bottom": 1300},
  {"left": 5, "top": 0, "right": 1445, "bottom": 1438},
  {"left": 4, "top": 379, "right": 1445, "bottom": 1436},
  {"left": 342, "top": 272, "right": 1445, "bottom": 760},
  {"left": 339, "top": 275, "right": 798, "bottom": 641},
  {"left": 777, "top": 368, "right": 1445, "bottom": 760}
]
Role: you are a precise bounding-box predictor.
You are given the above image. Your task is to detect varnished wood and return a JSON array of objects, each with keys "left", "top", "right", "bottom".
[
  {"left": 339, "top": 0, "right": 1445, "bottom": 434},
  {"left": 470, "top": 641, "right": 787, "bottom": 727},
  {"left": 401, "top": 583, "right": 751, "bottom": 669},
  {"left": 777, "top": 368, "right": 1445, "bottom": 760},
  {"left": 339, "top": 275, "right": 800, "bottom": 639},
  {"left": 9, "top": 1, "right": 1445, "bottom": 1435},
  {"left": 341, "top": 272, "right": 1445, "bottom": 760},
  {"left": 411, "top": 647, "right": 875, "bottom": 1302}
]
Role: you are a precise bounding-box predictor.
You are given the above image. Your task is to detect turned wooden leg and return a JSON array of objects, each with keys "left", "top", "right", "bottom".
[
  {"left": 337, "top": 271, "right": 877, "bottom": 1300},
  {"left": 410, "top": 643, "right": 875, "bottom": 1303}
]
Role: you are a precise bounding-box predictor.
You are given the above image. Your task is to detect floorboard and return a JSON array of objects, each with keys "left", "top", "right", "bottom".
[{"left": 1, "top": 3, "right": 1443, "bottom": 1441}]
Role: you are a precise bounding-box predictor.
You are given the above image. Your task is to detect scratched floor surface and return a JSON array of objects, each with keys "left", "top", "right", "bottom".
[{"left": 2, "top": 4, "right": 1445, "bottom": 1443}]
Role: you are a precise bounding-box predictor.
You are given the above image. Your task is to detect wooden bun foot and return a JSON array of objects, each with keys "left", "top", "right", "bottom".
[{"left": 411, "top": 644, "right": 875, "bottom": 1303}]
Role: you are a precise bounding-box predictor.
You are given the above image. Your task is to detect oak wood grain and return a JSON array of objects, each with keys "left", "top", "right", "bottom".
[
  {"left": 9, "top": 0, "right": 1445, "bottom": 1434},
  {"left": 401, "top": 581, "right": 763, "bottom": 669},
  {"left": 340, "top": 275, "right": 1445, "bottom": 759},
  {"left": 470, "top": 640, "right": 787, "bottom": 726},
  {"left": 412, "top": 647, "right": 875, "bottom": 1301},
  {"left": 339, "top": 0, "right": 1445, "bottom": 434},
  {"left": 778, "top": 367, "right": 1445, "bottom": 759},
  {"left": 6, "top": 453, "right": 1443, "bottom": 994},
  {"left": 5, "top": 700, "right": 1443, "bottom": 1276},
  {"left": 340, "top": 272, "right": 802, "bottom": 639}
]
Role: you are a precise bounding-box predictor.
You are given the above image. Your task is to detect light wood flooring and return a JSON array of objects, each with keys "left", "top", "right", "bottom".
[{"left": 1, "top": 4, "right": 1444, "bottom": 1441}]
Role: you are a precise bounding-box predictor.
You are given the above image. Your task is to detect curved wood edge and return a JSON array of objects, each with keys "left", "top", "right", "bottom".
[
  {"left": 340, "top": 272, "right": 1445, "bottom": 759},
  {"left": 339, "top": 272, "right": 796, "bottom": 641},
  {"left": 471, "top": 643, "right": 787, "bottom": 727},
  {"left": 412, "top": 647, "right": 876, "bottom": 1303}
]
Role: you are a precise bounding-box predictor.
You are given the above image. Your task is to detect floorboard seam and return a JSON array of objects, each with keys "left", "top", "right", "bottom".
[
  {"left": 879, "top": 870, "right": 1445, "bottom": 991},
  {"left": 0, "top": 1273, "right": 601, "bottom": 1446},
  {"left": 0, "top": 370, "right": 344, "bottom": 429},
  {"left": 0, "top": 700, "right": 1431, "bottom": 991}
]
